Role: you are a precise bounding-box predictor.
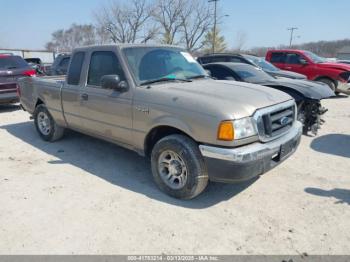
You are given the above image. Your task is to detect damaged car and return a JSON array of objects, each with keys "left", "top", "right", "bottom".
[{"left": 203, "top": 62, "right": 335, "bottom": 135}]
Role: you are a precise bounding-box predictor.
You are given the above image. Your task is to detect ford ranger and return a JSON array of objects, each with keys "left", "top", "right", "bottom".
[{"left": 18, "top": 44, "right": 302, "bottom": 199}]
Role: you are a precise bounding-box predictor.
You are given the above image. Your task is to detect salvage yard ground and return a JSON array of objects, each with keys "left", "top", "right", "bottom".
[{"left": 0, "top": 96, "right": 349, "bottom": 254}]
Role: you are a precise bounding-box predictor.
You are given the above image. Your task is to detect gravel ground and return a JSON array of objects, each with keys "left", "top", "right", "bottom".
[{"left": 0, "top": 96, "right": 349, "bottom": 255}]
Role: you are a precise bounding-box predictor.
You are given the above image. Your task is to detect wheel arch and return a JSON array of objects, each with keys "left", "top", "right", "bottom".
[{"left": 144, "top": 125, "right": 196, "bottom": 158}]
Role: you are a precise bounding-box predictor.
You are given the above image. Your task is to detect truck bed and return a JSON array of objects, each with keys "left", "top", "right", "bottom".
[{"left": 19, "top": 75, "right": 65, "bottom": 117}]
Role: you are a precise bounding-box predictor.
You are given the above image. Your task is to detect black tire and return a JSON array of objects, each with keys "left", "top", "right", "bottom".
[
  {"left": 33, "top": 104, "right": 65, "bottom": 142},
  {"left": 317, "top": 78, "right": 336, "bottom": 92},
  {"left": 151, "top": 134, "right": 209, "bottom": 199}
]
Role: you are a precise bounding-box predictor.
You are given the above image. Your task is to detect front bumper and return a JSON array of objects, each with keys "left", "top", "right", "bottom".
[{"left": 199, "top": 121, "right": 302, "bottom": 183}]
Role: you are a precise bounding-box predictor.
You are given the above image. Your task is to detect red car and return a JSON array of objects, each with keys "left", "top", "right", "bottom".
[
  {"left": 0, "top": 54, "right": 36, "bottom": 105},
  {"left": 266, "top": 49, "right": 350, "bottom": 93}
]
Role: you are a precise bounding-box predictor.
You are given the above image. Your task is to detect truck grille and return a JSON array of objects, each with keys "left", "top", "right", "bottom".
[{"left": 254, "top": 101, "right": 296, "bottom": 142}]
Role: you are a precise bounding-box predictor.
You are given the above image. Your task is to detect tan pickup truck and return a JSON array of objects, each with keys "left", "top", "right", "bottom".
[{"left": 18, "top": 44, "right": 302, "bottom": 199}]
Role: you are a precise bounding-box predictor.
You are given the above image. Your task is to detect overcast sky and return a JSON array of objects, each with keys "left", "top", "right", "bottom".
[{"left": 0, "top": 0, "right": 349, "bottom": 50}]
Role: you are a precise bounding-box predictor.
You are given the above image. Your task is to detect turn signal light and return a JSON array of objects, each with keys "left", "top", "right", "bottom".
[{"left": 217, "top": 121, "right": 234, "bottom": 141}]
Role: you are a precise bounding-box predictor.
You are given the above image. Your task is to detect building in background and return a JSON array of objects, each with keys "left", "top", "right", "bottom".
[{"left": 0, "top": 48, "right": 55, "bottom": 64}]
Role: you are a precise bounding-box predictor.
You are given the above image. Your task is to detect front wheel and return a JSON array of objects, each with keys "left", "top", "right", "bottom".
[
  {"left": 34, "top": 104, "right": 65, "bottom": 141},
  {"left": 151, "top": 134, "right": 209, "bottom": 199}
]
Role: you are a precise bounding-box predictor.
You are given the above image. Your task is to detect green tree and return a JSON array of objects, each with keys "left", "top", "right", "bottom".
[{"left": 201, "top": 28, "right": 227, "bottom": 54}]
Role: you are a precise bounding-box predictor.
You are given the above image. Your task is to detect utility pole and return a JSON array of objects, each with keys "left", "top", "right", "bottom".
[
  {"left": 287, "top": 27, "right": 298, "bottom": 47},
  {"left": 209, "top": 0, "right": 219, "bottom": 53}
]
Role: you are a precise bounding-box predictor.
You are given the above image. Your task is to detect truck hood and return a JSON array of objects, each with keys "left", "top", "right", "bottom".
[
  {"left": 316, "top": 62, "right": 350, "bottom": 71},
  {"left": 144, "top": 79, "right": 292, "bottom": 119}
]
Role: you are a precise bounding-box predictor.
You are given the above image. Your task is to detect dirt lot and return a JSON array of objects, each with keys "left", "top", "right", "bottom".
[{"left": 0, "top": 96, "right": 349, "bottom": 255}]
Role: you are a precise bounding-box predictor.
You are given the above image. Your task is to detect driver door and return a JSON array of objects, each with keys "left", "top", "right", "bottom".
[
  {"left": 79, "top": 49, "right": 133, "bottom": 145},
  {"left": 284, "top": 53, "right": 308, "bottom": 75}
]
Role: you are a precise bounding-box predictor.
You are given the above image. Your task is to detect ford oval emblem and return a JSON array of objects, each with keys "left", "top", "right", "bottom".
[{"left": 280, "top": 116, "right": 289, "bottom": 125}]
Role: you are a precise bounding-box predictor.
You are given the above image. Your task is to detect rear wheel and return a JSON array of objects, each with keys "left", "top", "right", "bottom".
[
  {"left": 34, "top": 104, "right": 65, "bottom": 141},
  {"left": 151, "top": 134, "right": 208, "bottom": 199}
]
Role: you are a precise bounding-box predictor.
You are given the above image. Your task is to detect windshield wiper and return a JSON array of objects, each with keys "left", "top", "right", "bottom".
[
  {"left": 187, "top": 74, "right": 209, "bottom": 80},
  {"left": 140, "top": 77, "right": 192, "bottom": 86}
]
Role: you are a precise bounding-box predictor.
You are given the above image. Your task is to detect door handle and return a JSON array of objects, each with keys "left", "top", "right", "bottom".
[
  {"left": 81, "top": 93, "right": 88, "bottom": 100},
  {"left": 285, "top": 67, "right": 292, "bottom": 70}
]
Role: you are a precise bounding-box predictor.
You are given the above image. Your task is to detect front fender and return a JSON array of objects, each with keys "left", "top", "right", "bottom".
[{"left": 149, "top": 115, "right": 194, "bottom": 137}]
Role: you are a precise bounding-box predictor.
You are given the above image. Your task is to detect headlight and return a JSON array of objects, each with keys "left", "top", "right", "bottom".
[
  {"left": 217, "top": 117, "right": 257, "bottom": 141},
  {"left": 233, "top": 117, "right": 257, "bottom": 139}
]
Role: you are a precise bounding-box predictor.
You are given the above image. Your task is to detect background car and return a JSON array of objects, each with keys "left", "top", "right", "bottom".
[
  {"left": 266, "top": 49, "right": 350, "bottom": 93},
  {"left": 0, "top": 54, "right": 36, "bottom": 105},
  {"left": 198, "top": 53, "right": 256, "bottom": 66},
  {"left": 24, "top": 58, "right": 46, "bottom": 75},
  {"left": 48, "top": 53, "right": 70, "bottom": 75},
  {"left": 203, "top": 62, "right": 334, "bottom": 135},
  {"left": 242, "top": 54, "right": 307, "bottom": 80},
  {"left": 197, "top": 53, "right": 307, "bottom": 80}
]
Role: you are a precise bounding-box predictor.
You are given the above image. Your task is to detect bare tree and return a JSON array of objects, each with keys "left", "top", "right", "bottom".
[
  {"left": 94, "top": 0, "right": 157, "bottom": 44},
  {"left": 45, "top": 24, "right": 100, "bottom": 52},
  {"left": 153, "top": 0, "right": 184, "bottom": 44},
  {"left": 179, "top": 0, "right": 213, "bottom": 52}
]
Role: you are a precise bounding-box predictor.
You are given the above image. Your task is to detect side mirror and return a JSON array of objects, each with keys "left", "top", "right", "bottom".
[
  {"left": 300, "top": 59, "right": 308, "bottom": 65},
  {"left": 101, "top": 75, "right": 127, "bottom": 91},
  {"left": 205, "top": 69, "right": 212, "bottom": 76}
]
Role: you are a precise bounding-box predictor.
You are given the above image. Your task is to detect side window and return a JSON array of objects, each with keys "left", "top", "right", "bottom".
[
  {"left": 207, "top": 66, "right": 235, "bottom": 80},
  {"left": 210, "top": 56, "right": 227, "bottom": 63},
  {"left": 286, "top": 53, "right": 302, "bottom": 64},
  {"left": 87, "top": 51, "right": 125, "bottom": 87},
  {"left": 67, "top": 52, "right": 85, "bottom": 85},
  {"left": 199, "top": 57, "right": 212, "bottom": 64},
  {"left": 270, "top": 52, "right": 286, "bottom": 63}
]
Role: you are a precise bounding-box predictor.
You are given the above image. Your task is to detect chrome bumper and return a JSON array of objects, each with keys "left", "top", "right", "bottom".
[{"left": 199, "top": 121, "right": 302, "bottom": 164}]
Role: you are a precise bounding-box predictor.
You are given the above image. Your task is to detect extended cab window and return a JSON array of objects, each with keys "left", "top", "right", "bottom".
[
  {"left": 286, "top": 53, "right": 302, "bottom": 64},
  {"left": 87, "top": 51, "right": 124, "bottom": 87},
  {"left": 67, "top": 52, "right": 85, "bottom": 85},
  {"left": 270, "top": 52, "right": 286, "bottom": 63}
]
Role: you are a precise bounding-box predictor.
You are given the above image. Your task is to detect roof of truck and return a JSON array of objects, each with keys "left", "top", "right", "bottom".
[{"left": 73, "top": 44, "right": 182, "bottom": 52}]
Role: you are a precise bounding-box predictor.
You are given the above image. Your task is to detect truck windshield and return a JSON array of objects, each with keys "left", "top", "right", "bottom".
[
  {"left": 122, "top": 47, "right": 207, "bottom": 85},
  {"left": 304, "top": 51, "right": 326, "bottom": 63}
]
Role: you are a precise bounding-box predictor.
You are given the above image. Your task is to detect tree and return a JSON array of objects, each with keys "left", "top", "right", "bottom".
[
  {"left": 94, "top": 0, "right": 157, "bottom": 44},
  {"left": 201, "top": 28, "right": 227, "bottom": 54},
  {"left": 45, "top": 24, "right": 100, "bottom": 52},
  {"left": 179, "top": 0, "right": 213, "bottom": 52},
  {"left": 153, "top": 0, "right": 184, "bottom": 44}
]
